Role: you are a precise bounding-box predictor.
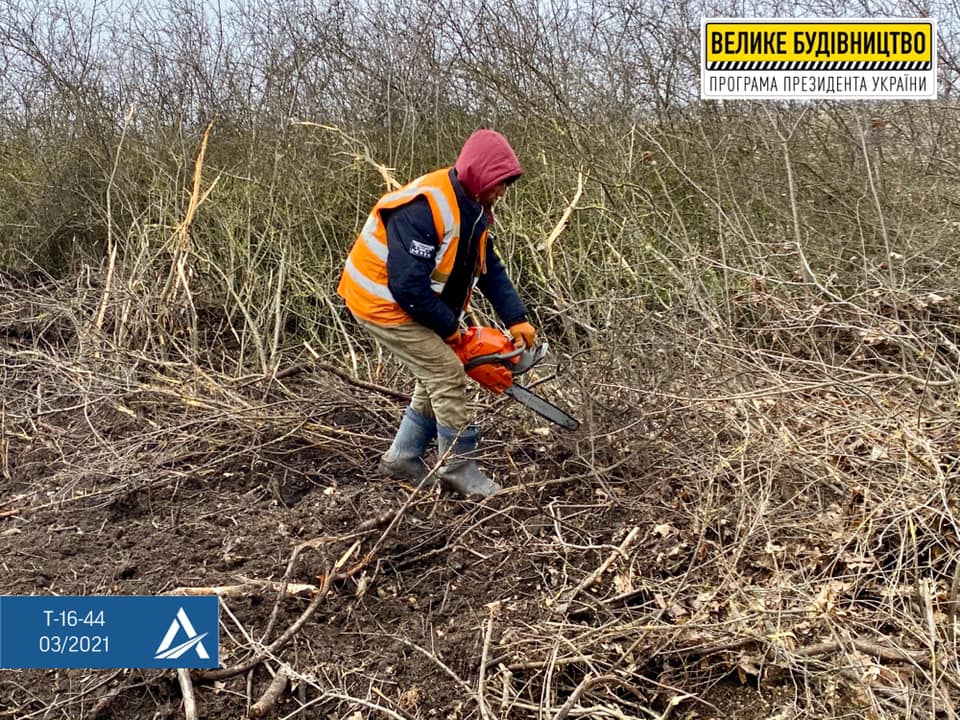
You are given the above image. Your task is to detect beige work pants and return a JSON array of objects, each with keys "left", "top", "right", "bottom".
[{"left": 356, "top": 317, "right": 469, "bottom": 430}]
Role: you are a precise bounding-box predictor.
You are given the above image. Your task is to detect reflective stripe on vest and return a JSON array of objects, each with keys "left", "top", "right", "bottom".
[
  {"left": 338, "top": 168, "right": 477, "bottom": 326},
  {"left": 342, "top": 255, "right": 395, "bottom": 303},
  {"left": 356, "top": 184, "right": 457, "bottom": 266}
]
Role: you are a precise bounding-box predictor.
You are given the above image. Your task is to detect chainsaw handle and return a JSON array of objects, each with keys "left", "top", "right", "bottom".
[{"left": 462, "top": 341, "right": 525, "bottom": 371}]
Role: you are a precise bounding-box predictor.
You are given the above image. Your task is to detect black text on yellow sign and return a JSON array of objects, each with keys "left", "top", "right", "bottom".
[{"left": 705, "top": 20, "right": 934, "bottom": 70}]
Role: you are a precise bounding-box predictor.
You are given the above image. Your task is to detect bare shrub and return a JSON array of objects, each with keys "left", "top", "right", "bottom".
[{"left": 1, "top": 0, "right": 959, "bottom": 718}]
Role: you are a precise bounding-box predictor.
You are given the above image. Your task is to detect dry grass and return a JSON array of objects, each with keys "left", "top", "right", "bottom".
[{"left": 2, "top": 265, "right": 958, "bottom": 718}]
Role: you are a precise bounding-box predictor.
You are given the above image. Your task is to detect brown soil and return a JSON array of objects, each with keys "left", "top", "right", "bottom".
[{"left": 0, "top": 368, "right": 791, "bottom": 720}]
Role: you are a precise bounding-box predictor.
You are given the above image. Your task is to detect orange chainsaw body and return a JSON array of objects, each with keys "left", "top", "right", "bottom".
[
  {"left": 450, "top": 326, "right": 580, "bottom": 430},
  {"left": 452, "top": 326, "right": 519, "bottom": 393}
]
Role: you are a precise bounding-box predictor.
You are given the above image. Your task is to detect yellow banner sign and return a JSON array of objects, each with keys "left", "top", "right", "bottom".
[
  {"left": 705, "top": 20, "right": 933, "bottom": 65},
  {"left": 700, "top": 18, "right": 938, "bottom": 100}
]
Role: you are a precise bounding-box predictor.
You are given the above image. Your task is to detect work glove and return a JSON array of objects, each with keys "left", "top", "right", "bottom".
[{"left": 509, "top": 321, "right": 537, "bottom": 348}]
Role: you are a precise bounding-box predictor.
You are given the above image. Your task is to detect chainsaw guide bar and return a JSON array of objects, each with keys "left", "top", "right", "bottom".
[
  {"left": 505, "top": 383, "right": 580, "bottom": 431},
  {"left": 453, "top": 328, "right": 580, "bottom": 431}
]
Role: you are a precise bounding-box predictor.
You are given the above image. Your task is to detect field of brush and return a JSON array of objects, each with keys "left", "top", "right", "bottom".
[{"left": 2, "top": 1, "right": 960, "bottom": 718}]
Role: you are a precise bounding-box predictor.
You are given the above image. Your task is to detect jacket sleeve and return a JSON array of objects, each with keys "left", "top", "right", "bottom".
[
  {"left": 476, "top": 233, "right": 528, "bottom": 327},
  {"left": 384, "top": 196, "right": 460, "bottom": 338}
]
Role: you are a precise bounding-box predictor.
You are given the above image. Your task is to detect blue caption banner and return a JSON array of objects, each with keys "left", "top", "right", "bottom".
[{"left": 0, "top": 596, "right": 219, "bottom": 669}]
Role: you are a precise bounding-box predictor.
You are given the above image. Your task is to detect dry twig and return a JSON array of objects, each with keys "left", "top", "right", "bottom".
[
  {"left": 177, "top": 668, "right": 198, "bottom": 720},
  {"left": 250, "top": 667, "right": 290, "bottom": 718}
]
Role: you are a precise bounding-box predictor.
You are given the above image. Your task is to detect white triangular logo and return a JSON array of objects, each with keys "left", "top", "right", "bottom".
[{"left": 154, "top": 607, "right": 210, "bottom": 660}]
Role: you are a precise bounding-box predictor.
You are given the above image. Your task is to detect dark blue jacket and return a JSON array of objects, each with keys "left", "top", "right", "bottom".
[{"left": 383, "top": 170, "right": 528, "bottom": 338}]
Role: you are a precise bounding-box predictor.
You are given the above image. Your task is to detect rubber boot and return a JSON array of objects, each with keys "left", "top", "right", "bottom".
[
  {"left": 436, "top": 425, "right": 502, "bottom": 497},
  {"left": 378, "top": 407, "right": 436, "bottom": 482}
]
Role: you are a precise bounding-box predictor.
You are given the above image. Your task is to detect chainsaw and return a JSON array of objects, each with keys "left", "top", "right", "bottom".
[{"left": 452, "top": 326, "right": 579, "bottom": 431}]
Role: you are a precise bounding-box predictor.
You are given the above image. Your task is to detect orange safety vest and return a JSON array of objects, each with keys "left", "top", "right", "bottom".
[{"left": 337, "top": 168, "right": 488, "bottom": 326}]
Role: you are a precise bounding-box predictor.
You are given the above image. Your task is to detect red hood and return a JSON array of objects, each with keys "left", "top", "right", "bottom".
[{"left": 454, "top": 129, "right": 523, "bottom": 199}]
